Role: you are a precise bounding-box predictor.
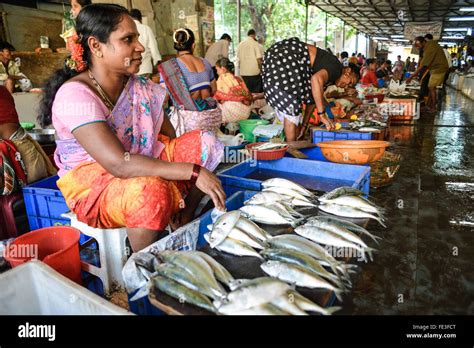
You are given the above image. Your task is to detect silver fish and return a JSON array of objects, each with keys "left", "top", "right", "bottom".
[
  {"left": 261, "top": 248, "right": 344, "bottom": 287},
  {"left": 318, "top": 187, "right": 364, "bottom": 202},
  {"left": 265, "top": 234, "right": 340, "bottom": 275},
  {"left": 270, "top": 295, "right": 308, "bottom": 315},
  {"left": 262, "top": 178, "right": 315, "bottom": 198},
  {"left": 321, "top": 195, "right": 385, "bottom": 217},
  {"left": 294, "top": 225, "right": 371, "bottom": 261},
  {"left": 214, "top": 277, "right": 291, "bottom": 313},
  {"left": 288, "top": 290, "right": 341, "bottom": 315},
  {"left": 318, "top": 203, "right": 386, "bottom": 227},
  {"left": 228, "top": 227, "right": 265, "bottom": 250},
  {"left": 235, "top": 217, "right": 272, "bottom": 241},
  {"left": 159, "top": 250, "right": 226, "bottom": 299},
  {"left": 208, "top": 210, "right": 242, "bottom": 248},
  {"left": 263, "top": 186, "right": 313, "bottom": 202},
  {"left": 305, "top": 220, "right": 369, "bottom": 249},
  {"left": 204, "top": 233, "right": 264, "bottom": 260},
  {"left": 306, "top": 216, "right": 382, "bottom": 244},
  {"left": 260, "top": 261, "right": 343, "bottom": 301},
  {"left": 240, "top": 205, "right": 297, "bottom": 226},
  {"left": 230, "top": 303, "right": 291, "bottom": 315},
  {"left": 152, "top": 275, "right": 216, "bottom": 313},
  {"left": 155, "top": 263, "right": 218, "bottom": 300},
  {"left": 253, "top": 143, "right": 287, "bottom": 151},
  {"left": 188, "top": 251, "right": 235, "bottom": 290}
]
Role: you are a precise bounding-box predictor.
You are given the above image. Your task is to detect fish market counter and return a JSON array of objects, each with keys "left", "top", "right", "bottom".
[{"left": 143, "top": 190, "right": 375, "bottom": 316}]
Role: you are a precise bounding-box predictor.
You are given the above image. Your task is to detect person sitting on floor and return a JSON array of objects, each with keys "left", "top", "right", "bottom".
[
  {"left": 0, "top": 86, "right": 56, "bottom": 191},
  {"left": 159, "top": 28, "right": 222, "bottom": 137},
  {"left": 37, "top": 4, "right": 225, "bottom": 252},
  {"left": 213, "top": 57, "right": 253, "bottom": 125}
]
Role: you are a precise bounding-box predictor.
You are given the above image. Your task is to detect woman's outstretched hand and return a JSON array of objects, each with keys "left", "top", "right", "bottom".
[{"left": 195, "top": 168, "right": 226, "bottom": 211}]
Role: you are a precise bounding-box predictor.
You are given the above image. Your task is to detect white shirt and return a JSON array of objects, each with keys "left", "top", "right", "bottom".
[
  {"left": 134, "top": 20, "right": 161, "bottom": 75},
  {"left": 237, "top": 36, "right": 263, "bottom": 76},
  {"left": 205, "top": 39, "right": 230, "bottom": 67}
]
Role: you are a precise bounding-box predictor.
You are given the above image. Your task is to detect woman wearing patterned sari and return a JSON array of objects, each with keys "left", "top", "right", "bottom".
[
  {"left": 37, "top": 4, "right": 225, "bottom": 252},
  {"left": 159, "top": 28, "right": 222, "bottom": 137},
  {"left": 214, "top": 58, "right": 252, "bottom": 124}
]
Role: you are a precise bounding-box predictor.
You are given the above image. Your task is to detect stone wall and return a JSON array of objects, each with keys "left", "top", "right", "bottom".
[
  {"left": 0, "top": 3, "right": 65, "bottom": 51},
  {"left": 12, "top": 51, "right": 68, "bottom": 88}
]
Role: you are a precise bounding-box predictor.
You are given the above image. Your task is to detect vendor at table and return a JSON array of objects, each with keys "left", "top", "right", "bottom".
[
  {"left": 0, "top": 86, "right": 56, "bottom": 188},
  {"left": 37, "top": 4, "right": 225, "bottom": 252},
  {"left": 360, "top": 58, "right": 378, "bottom": 87},
  {"left": 262, "top": 37, "right": 358, "bottom": 141}
]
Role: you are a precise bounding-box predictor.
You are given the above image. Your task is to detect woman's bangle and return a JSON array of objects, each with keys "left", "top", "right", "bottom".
[
  {"left": 190, "top": 164, "right": 201, "bottom": 184},
  {"left": 317, "top": 110, "right": 325, "bottom": 115}
]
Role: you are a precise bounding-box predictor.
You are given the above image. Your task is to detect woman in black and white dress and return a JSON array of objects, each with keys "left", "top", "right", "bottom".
[{"left": 262, "top": 37, "right": 358, "bottom": 141}]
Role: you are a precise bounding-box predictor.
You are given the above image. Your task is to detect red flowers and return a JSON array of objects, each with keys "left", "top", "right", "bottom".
[{"left": 66, "top": 33, "right": 87, "bottom": 72}]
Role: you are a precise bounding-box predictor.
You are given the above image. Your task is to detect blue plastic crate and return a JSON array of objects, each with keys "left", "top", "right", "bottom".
[
  {"left": 23, "top": 175, "right": 69, "bottom": 220},
  {"left": 218, "top": 157, "right": 370, "bottom": 198},
  {"left": 311, "top": 129, "right": 372, "bottom": 144},
  {"left": 22, "top": 175, "right": 91, "bottom": 243}
]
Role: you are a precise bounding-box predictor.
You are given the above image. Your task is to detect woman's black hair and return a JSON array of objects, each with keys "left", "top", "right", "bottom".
[
  {"left": 77, "top": 0, "right": 92, "bottom": 7},
  {"left": 216, "top": 57, "right": 235, "bottom": 74},
  {"left": 365, "top": 58, "right": 376, "bottom": 66},
  {"left": 37, "top": 4, "right": 129, "bottom": 128},
  {"left": 347, "top": 62, "right": 360, "bottom": 80},
  {"left": 173, "top": 28, "right": 195, "bottom": 52}
]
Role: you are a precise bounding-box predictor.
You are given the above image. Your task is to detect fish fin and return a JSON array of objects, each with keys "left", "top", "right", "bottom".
[{"left": 290, "top": 217, "right": 306, "bottom": 228}]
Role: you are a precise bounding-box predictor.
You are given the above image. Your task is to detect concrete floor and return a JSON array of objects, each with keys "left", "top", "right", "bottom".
[{"left": 340, "top": 88, "right": 474, "bottom": 315}]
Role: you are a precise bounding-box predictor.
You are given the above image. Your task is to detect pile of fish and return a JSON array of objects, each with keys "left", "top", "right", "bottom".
[
  {"left": 317, "top": 187, "right": 386, "bottom": 228},
  {"left": 147, "top": 178, "right": 388, "bottom": 315},
  {"left": 146, "top": 250, "right": 340, "bottom": 315},
  {"left": 150, "top": 250, "right": 234, "bottom": 313},
  {"left": 214, "top": 277, "right": 341, "bottom": 315}
]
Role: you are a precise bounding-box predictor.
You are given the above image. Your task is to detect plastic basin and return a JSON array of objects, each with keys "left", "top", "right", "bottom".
[
  {"left": 5, "top": 226, "right": 82, "bottom": 284},
  {"left": 245, "top": 142, "right": 288, "bottom": 161},
  {"left": 239, "top": 119, "right": 269, "bottom": 142},
  {"left": 317, "top": 140, "right": 391, "bottom": 164}
]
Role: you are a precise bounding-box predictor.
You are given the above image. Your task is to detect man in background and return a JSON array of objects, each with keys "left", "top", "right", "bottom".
[
  {"left": 0, "top": 42, "right": 24, "bottom": 94},
  {"left": 340, "top": 51, "right": 349, "bottom": 67},
  {"left": 205, "top": 33, "right": 232, "bottom": 79},
  {"left": 130, "top": 9, "right": 161, "bottom": 78},
  {"left": 236, "top": 29, "right": 263, "bottom": 93},
  {"left": 407, "top": 36, "right": 449, "bottom": 112}
]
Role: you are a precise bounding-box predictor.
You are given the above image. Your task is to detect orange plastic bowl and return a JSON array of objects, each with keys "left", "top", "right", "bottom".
[
  {"left": 317, "top": 140, "right": 391, "bottom": 164},
  {"left": 246, "top": 142, "right": 289, "bottom": 161}
]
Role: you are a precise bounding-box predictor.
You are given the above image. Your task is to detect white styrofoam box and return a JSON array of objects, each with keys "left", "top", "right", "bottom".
[
  {"left": 63, "top": 213, "right": 128, "bottom": 296},
  {"left": 0, "top": 261, "right": 132, "bottom": 315}
]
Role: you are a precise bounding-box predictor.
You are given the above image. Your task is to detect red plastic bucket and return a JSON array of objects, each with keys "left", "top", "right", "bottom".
[{"left": 4, "top": 226, "right": 82, "bottom": 284}]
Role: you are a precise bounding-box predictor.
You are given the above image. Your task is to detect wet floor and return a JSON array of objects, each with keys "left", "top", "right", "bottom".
[{"left": 340, "top": 88, "right": 474, "bottom": 315}]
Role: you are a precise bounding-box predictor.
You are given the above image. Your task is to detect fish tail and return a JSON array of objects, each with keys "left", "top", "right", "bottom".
[
  {"left": 323, "top": 306, "right": 342, "bottom": 315},
  {"left": 333, "top": 288, "right": 344, "bottom": 302}
]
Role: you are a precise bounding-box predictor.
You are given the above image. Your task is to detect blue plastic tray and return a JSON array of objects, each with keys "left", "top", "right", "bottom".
[{"left": 218, "top": 157, "right": 370, "bottom": 198}]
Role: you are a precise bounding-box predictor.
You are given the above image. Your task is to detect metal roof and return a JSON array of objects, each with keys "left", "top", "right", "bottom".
[{"left": 302, "top": 0, "right": 474, "bottom": 41}]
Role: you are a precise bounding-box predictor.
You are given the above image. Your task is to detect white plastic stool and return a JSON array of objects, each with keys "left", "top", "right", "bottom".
[{"left": 63, "top": 213, "right": 128, "bottom": 296}]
